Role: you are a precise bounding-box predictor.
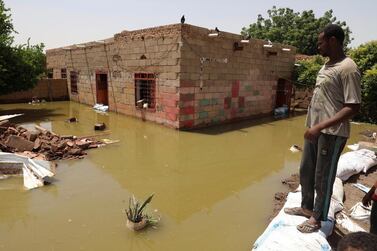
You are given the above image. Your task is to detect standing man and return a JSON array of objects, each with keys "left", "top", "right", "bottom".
[{"left": 285, "top": 24, "right": 361, "bottom": 233}]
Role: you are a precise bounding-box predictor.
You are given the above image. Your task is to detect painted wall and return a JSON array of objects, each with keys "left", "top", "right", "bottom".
[{"left": 178, "top": 25, "right": 296, "bottom": 129}]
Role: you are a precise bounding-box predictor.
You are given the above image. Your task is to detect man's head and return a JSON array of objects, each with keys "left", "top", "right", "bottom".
[
  {"left": 317, "top": 24, "right": 345, "bottom": 57},
  {"left": 337, "top": 232, "right": 377, "bottom": 251}
]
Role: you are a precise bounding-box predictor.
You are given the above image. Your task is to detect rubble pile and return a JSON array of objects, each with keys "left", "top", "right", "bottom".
[
  {"left": 291, "top": 88, "right": 312, "bottom": 110},
  {"left": 0, "top": 123, "right": 104, "bottom": 161}
]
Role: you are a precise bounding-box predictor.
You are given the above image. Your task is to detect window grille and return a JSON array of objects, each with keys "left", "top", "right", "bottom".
[
  {"left": 47, "top": 68, "right": 53, "bottom": 79},
  {"left": 61, "top": 68, "right": 67, "bottom": 79},
  {"left": 134, "top": 73, "right": 156, "bottom": 110},
  {"left": 70, "top": 71, "right": 78, "bottom": 94}
]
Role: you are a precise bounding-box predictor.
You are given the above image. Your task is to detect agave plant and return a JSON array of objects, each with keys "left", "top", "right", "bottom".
[{"left": 125, "top": 194, "right": 154, "bottom": 223}]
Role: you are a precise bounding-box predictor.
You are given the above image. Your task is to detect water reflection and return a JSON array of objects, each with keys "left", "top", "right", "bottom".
[{"left": 0, "top": 101, "right": 375, "bottom": 251}]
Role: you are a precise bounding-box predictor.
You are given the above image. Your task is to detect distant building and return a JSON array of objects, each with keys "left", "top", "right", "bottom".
[{"left": 46, "top": 23, "right": 296, "bottom": 129}]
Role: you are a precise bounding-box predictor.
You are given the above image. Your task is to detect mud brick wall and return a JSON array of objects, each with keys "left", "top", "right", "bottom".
[
  {"left": 46, "top": 24, "right": 182, "bottom": 128},
  {"left": 179, "top": 25, "right": 296, "bottom": 129},
  {"left": 0, "top": 79, "right": 68, "bottom": 104},
  {"left": 46, "top": 23, "right": 296, "bottom": 129},
  {"left": 46, "top": 50, "right": 67, "bottom": 78}
]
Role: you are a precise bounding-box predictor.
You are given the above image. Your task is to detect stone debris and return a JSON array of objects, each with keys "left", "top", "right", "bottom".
[
  {"left": 291, "top": 88, "right": 312, "bottom": 110},
  {"left": 0, "top": 123, "right": 104, "bottom": 161},
  {"left": 5, "top": 135, "right": 35, "bottom": 152},
  {"left": 66, "top": 117, "right": 78, "bottom": 123},
  {"left": 94, "top": 123, "right": 106, "bottom": 131}
]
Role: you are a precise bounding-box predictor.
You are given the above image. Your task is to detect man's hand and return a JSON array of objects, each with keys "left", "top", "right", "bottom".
[
  {"left": 305, "top": 104, "right": 360, "bottom": 142},
  {"left": 304, "top": 125, "right": 322, "bottom": 142}
]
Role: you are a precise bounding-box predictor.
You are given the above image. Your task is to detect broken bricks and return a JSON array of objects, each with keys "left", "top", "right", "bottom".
[
  {"left": 5, "top": 135, "right": 35, "bottom": 152},
  {"left": 0, "top": 124, "right": 103, "bottom": 161}
]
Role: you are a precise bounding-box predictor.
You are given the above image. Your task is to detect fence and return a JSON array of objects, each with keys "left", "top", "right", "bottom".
[{"left": 0, "top": 79, "right": 68, "bottom": 104}]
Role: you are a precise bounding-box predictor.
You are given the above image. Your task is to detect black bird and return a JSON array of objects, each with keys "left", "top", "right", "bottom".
[
  {"left": 181, "top": 15, "right": 185, "bottom": 24},
  {"left": 215, "top": 27, "right": 220, "bottom": 33}
]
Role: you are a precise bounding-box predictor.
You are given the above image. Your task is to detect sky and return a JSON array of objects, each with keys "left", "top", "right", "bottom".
[{"left": 4, "top": 0, "right": 377, "bottom": 50}]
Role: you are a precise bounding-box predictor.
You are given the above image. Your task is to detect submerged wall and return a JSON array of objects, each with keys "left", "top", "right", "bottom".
[
  {"left": 46, "top": 23, "right": 296, "bottom": 129},
  {"left": 46, "top": 24, "right": 182, "bottom": 128},
  {"left": 178, "top": 25, "right": 296, "bottom": 129}
]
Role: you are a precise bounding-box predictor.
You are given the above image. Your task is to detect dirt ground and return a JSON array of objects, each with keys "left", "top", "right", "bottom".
[{"left": 272, "top": 167, "right": 377, "bottom": 248}]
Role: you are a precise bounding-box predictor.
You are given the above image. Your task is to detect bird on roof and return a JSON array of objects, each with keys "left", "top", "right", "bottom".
[
  {"left": 268, "top": 39, "right": 272, "bottom": 45},
  {"left": 181, "top": 15, "right": 185, "bottom": 24},
  {"left": 245, "top": 34, "right": 251, "bottom": 40},
  {"left": 215, "top": 27, "right": 220, "bottom": 33}
]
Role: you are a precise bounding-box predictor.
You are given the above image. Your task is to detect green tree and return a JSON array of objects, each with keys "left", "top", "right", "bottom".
[
  {"left": 241, "top": 6, "right": 352, "bottom": 55},
  {"left": 0, "top": 0, "right": 14, "bottom": 46},
  {"left": 349, "top": 41, "right": 377, "bottom": 74},
  {"left": 349, "top": 41, "right": 377, "bottom": 123},
  {"left": 356, "top": 66, "right": 377, "bottom": 123},
  {"left": 293, "top": 55, "right": 325, "bottom": 89},
  {"left": 0, "top": 0, "right": 46, "bottom": 95}
]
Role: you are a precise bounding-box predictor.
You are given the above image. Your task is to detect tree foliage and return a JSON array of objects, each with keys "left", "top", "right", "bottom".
[
  {"left": 349, "top": 41, "right": 377, "bottom": 123},
  {"left": 0, "top": 0, "right": 46, "bottom": 95},
  {"left": 357, "top": 66, "right": 377, "bottom": 123},
  {"left": 241, "top": 6, "right": 352, "bottom": 55},
  {"left": 294, "top": 40, "right": 377, "bottom": 123},
  {"left": 0, "top": 0, "right": 14, "bottom": 46},
  {"left": 293, "top": 55, "right": 325, "bottom": 89},
  {"left": 349, "top": 41, "right": 377, "bottom": 74}
]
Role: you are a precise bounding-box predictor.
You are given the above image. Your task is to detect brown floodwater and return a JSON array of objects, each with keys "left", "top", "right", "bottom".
[{"left": 0, "top": 101, "right": 376, "bottom": 251}]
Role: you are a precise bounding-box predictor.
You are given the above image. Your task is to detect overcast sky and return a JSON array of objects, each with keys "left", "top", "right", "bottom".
[{"left": 5, "top": 0, "right": 377, "bottom": 50}]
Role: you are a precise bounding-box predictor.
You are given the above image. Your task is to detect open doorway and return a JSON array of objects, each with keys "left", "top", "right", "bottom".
[
  {"left": 96, "top": 73, "right": 108, "bottom": 105},
  {"left": 275, "top": 78, "right": 292, "bottom": 109}
]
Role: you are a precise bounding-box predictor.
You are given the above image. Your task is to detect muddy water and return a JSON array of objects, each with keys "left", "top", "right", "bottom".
[{"left": 0, "top": 101, "right": 375, "bottom": 251}]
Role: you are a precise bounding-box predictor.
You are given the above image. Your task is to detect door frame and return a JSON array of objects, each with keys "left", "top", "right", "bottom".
[
  {"left": 275, "top": 78, "right": 292, "bottom": 109},
  {"left": 95, "top": 70, "right": 109, "bottom": 105}
]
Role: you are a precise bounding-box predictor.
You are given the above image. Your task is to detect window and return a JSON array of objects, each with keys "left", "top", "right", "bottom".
[
  {"left": 61, "top": 68, "right": 67, "bottom": 79},
  {"left": 70, "top": 71, "right": 78, "bottom": 94},
  {"left": 47, "top": 68, "right": 53, "bottom": 79},
  {"left": 135, "top": 73, "right": 156, "bottom": 110}
]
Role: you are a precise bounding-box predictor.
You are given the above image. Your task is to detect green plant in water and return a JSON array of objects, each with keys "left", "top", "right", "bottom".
[{"left": 125, "top": 194, "right": 155, "bottom": 223}]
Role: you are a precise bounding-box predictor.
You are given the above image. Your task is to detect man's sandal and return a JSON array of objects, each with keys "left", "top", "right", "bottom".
[
  {"left": 297, "top": 220, "right": 321, "bottom": 233},
  {"left": 284, "top": 207, "right": 312, "bottom": 218}
]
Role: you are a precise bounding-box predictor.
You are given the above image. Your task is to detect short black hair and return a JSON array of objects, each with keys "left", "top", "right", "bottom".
[
  {"left": 337, "top": 232, "right": 377, "bottom": 251},
  {"left": 321, "top": 24, "right": 345, "bottom": 45}
]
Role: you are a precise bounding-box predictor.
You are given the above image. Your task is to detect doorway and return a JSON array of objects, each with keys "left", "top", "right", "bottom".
[
  {"left": 96, "top": 73, "right": 108, "bottom": 105},
  {"left": 275, "top": 78, "right": 292, "bottom": 109}
]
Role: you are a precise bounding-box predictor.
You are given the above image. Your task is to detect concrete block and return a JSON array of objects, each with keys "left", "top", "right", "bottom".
[
  {"left": 199, "top": 99, "right": 210, "bottom": 107},
  {"left": 179, "top": 87, "right": 195, "bottom": 94},
  {"left": 166, "top": 112, "right": 177, "bottom": 121},
  {"left": 224, "top": 97, "right": 231, "bottom": 109},
  {"left": 5, "top": 135, "right": 35, "bottom": 151},
  {"left": 181, "top": 106, "right": 195, "bottom": 115},
  {"left": 179, "top": 120, "right": 194, "bottom": 128},
  {"left": 199, "top": 111, "right": 208, "bottom": 119},
  {"left": 211, "top": 98, "right": 219, "bottom": 105},
  {"left": 180, "top": 93, "right": 195, "bottom": 102}
]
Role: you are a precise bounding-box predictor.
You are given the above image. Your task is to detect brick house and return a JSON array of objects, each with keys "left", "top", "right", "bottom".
[{"left": 46, "top": 23, "right": 296, "bottom": 129}]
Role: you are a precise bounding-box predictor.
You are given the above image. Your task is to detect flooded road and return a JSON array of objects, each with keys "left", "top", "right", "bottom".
[{"left": 0, "top": 101, "right": 375, "bottom": 251}]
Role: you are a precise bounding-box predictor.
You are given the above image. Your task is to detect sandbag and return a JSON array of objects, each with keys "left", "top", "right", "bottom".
[
  {"left": 252, "top": 178, "right": 344, "bottom": 251},
  {"left": 336, "top": 149, "right": 377, "bottom": 181},
  {"left": 252, "top": 192, "right": 332, "bottom": 251}
]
